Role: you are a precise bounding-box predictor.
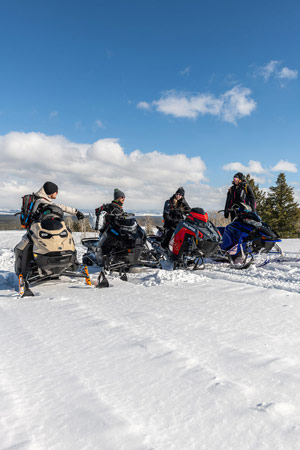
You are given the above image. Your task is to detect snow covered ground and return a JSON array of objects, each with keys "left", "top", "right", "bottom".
[{"left": 1, "top": 231, "right": 300, "bottom": 450}]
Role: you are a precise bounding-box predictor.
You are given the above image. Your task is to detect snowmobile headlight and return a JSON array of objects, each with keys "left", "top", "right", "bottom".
[
  {"left": 59, "top": 230, "right": 68, "bottom": 238},
  {"left": 39, "top": 231, "right": 52, "bottom": 239}
]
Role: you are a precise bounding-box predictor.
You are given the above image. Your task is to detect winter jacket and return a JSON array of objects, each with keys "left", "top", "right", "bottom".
[
  {"left": 32, "top": 187, "right": 78, "bottom": 216},
  {"left": 163, "top": 195, "right": 190, "bottom": 229},
  {"left": 224, "top": 182, "right": 256, "bottom": 220}
]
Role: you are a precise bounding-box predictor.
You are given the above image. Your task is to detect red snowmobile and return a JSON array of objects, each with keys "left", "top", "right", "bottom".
[{"left": 148, "top": 208, "right": 222, "bottom": 270}]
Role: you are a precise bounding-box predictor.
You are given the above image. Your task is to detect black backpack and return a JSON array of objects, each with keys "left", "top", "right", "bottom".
[{"left": 20, "top": 193, "right": 36, "bottom": 228}]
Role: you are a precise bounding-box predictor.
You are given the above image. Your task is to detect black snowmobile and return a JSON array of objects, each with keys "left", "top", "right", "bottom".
[
  {"left": 14, "top": 204, "right": 91, "bottom": 297},
  {"left": 148, "top": 208, "right": 222, "bottom": 270},
  {"left": 81, "top": 212, "right": 161, "bottom": 287}
]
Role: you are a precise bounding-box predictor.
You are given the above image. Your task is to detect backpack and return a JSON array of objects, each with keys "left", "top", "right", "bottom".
[
  {"left": 95, "top": 205, "right": 108, "bottom": 231},
  {"left": 20, "top": 193, "right": 36, "bottom": 228}
]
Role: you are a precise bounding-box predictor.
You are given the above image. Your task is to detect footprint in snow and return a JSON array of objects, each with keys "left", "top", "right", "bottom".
[{"left": 252, "top": 402, "right": 296, "bottom": 416}]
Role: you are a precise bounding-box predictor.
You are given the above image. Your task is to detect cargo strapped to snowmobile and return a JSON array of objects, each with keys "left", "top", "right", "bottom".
[{"left": 19, "top": 193, "right": 36, "bottom": 228}]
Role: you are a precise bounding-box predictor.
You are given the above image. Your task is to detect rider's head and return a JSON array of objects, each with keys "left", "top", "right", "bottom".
[
  {"left": 114, "top": 188, "right": 125, "bottom": 205},
  {"left": 233, "top": 173, "right": 244, "bottom": 185},
  {"left": 43, "top": 181, "right": 58, "bottom": 199},
  {"left": 175, "top": 186, "right": 185, "bottom": 199}
]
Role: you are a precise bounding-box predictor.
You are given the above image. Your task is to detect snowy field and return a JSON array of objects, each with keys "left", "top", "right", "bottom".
[{"left": 1, "top": 231, "right": 300, "bottom": 450}]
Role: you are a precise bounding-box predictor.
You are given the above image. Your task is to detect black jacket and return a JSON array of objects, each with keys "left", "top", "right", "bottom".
[
  {"left": 224, "top": 182, "right": 256, "bottom": 220},
  {"left": 163, "top": 195, "right": 190, "bottom": 229}
]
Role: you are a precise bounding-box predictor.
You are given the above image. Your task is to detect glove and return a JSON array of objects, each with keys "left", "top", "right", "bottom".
[
  {"left": 224, "top": 210, "right": 229, "bottom": 219},
  {"left": 76, "top": 210, "right": 85, "bottom": 220}
]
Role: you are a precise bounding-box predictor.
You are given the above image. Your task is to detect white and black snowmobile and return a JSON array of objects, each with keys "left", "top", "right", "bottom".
[
  {"left": 14, "top": 204, "right": 91, "bottom": 297},
  {"left": 82, "top": 212, "right": 161, "bottom": 287}
]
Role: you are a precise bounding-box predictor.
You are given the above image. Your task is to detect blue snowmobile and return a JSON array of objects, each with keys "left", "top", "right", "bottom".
[{"left": 215, "top": 205, "right": 282, "bottom": 269}]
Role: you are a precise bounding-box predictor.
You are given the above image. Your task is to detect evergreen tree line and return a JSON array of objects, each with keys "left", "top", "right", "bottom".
[{"left": 247, "top": 172, "right": 300, "bottom": 238}]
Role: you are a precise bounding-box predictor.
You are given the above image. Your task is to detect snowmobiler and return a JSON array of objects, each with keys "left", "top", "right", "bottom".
[
  {"left": 83, "top": 189, "right": 161, "bottom": 287},
  {"left": 216, "top": 204, "right": 282, "bottom": 269},
  {"left": 148, "top": 207, "right": 222, "bottom": 270},
  {"left": 224, "top": 173, "right": 256, "bottom": 222},
  {"left": 14, "top": 182, "right": 89, "bottom": 297},
  {"left": 162, "top": 186, "right": 190, "bottom": 249},
  {"left": 15, "top": 204, "right": 91, "bottom": 297},
  {"left": 82, "top": 211, "right": 161, "bottom": 287}
]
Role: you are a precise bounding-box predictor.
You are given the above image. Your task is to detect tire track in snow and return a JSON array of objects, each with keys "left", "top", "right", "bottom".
[{"left": 198, "top": 259, "right": 300, "bottom": 293}]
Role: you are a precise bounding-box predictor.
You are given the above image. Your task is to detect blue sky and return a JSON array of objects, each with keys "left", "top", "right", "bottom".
[{"left": 0, "top": 0, "right": 299, "bottom": 211}]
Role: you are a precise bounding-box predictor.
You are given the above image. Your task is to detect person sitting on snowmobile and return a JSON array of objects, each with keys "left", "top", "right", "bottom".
[
  {"left": 224, "top": 173, "right": 256, "bottom": 221},
  {"left": 15, "top": 181, "right": 84, "bottom": 279},
  {"left": 95, "top": 188, "right": 126, "bottom": 267},
  {"left": 162, "top": 186, "right": 190, "bottom": 249}
]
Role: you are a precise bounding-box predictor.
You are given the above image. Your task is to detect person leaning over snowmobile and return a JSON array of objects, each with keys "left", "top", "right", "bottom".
[
  {"left": 224, "top": 173, "right": 256, "bottom": 222},
  {"left": 95, "top": 188, "right": 126, "bottom": 267},
  {"left": 15, "top": 181, "right": 84, "bottom": 278},
  {"left": 162, "top": 186, "right": 190, "bottom": 249}
]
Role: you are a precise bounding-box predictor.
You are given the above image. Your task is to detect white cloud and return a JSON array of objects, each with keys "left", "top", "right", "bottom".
[
  {"left": 137, "top": 101, "right": 152, "bottom": 111},
  {"left": 257, "top": 60, "right": 298, "bottom": 84},
  {"left": 93, "top": 119, "right": 105, "bottom": 129},
  {"left": 223, "top": 160, "right": 266, "bottom": 175},
  {"left": 180, "top": 66, "right": 191, "bottom": 76},
  {"left": 277, "top": 67, "right": 298, "bottom": 80},
  {"left": 223, "top": 159, "right": 298, "bottom": 180},
  {"left": 0, "top": 132, "right": 216, "bottom": 211},
  {"left": 140, "top": 86, "right": 256, "bottom": 124},
  {"left": 271, "top": 160, "right": 298, "bottom": 173},
  {"left": 259, "top": 60, "right": 280, "bottom": 81}
]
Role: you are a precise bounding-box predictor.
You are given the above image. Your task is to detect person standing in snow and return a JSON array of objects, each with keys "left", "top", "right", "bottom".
[
  {"left": 224, "top": 173, "right": 256, "bottom": 221},
  {"left": 162, "top": 186, "right": 190, "bottom": 249}
]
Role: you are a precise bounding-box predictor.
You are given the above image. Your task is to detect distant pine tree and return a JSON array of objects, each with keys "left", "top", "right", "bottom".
[
  {"left": 245, "top": 174, "right": 266, "bottom": 217},
  {"left": 263, "top": 173, "right": 300, "bottom": 238}
]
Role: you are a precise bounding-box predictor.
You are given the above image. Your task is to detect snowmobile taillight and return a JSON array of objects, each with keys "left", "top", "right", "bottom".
[{"left": 39, "top": 231, "right": 52, "bottom": 239}]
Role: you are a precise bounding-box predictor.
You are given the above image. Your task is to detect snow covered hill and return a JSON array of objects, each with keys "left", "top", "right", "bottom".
[{"left": 1, "top": 231, "right": 300, "bottom": 449}]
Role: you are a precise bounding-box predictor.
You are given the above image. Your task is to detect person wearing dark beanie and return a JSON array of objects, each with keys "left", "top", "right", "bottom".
[
  {"left": 94, "top": 188, "right": 126, "bottom": 267},
  {"left": 32, "top": 182, "right": 84, "bottom": 219},
  {"left": 162, "top": 187, "right": 190, "bottom": 249},
  {"left": 15, "top": 181, "right": 85, "bottom": 282},
  {"left": 43, "top": 181, "right": 58, "bottom": 196},
  {"left": 114, "top": 188, "right": 125, "bottom": 201},
  {"left": 224, "top": 173, "right": 256, "bottom": 221}
]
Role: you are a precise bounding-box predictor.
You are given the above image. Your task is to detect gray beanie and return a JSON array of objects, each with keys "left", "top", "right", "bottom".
[{"left": 114, "top": 188, "right": 125, "bottom": 200}]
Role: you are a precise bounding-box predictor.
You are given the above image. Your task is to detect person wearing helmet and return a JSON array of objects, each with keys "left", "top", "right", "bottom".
[
  {"left": 224, "top": 173, "right": 256, "bottom": 221},
  {"left": 162, "top": 186, "right": 190, "bottom": 249}
]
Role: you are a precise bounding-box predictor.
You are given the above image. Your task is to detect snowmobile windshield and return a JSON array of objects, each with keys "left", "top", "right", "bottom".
[
  {"left": 40, "top": 205, "right": 64, "bottom": 220},
  {"left": 240, "top": 211, "right": 262, "bottom": 225},
  {"left": 115, "top": 217, "right": 137, "bottom": 232},
  {"left": 187, "top": 208, "right": 208, "bottom": 226},
  {"left": 41, "top": 217, "right": 64, "bottom": 231}
]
